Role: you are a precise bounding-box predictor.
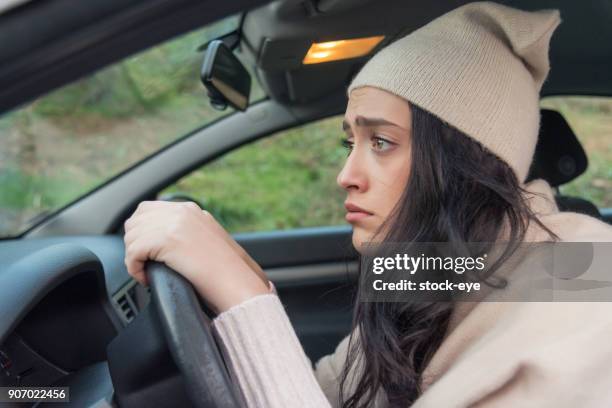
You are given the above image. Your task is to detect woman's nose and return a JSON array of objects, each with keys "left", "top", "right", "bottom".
[{"left": 337, "top": 150, "right": 368, "bottom": 191}]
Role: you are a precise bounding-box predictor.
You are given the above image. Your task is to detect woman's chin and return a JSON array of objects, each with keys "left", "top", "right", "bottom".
[
  {"left": 351, "top": 223, "right": 389, "bottom": 253},
  {"left": 351, "top": 228, "right": 374, "bottom": 253}
]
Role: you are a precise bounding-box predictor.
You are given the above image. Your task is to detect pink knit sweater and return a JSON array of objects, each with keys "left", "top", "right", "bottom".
[{"left": 212, "top": 179, "right": 612, "bottom": 407}]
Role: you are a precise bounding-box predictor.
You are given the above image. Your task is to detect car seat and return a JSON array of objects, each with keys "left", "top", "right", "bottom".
[{"left": 525, "top": 109, "right": 601, "bottom": 219}]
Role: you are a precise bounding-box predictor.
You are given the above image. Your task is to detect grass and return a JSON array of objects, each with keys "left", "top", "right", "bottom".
[
  {"left": 0, "top": 19, "right": 245, "bottom": 237},
  {"left": 160, "top": 116, "right": 348, "bottom": 232}
]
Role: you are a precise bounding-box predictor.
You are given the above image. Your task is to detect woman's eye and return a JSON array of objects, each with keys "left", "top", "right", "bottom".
[
  {"left": 341, "top": 138, "right": 354, "bottom": 152},
  {"left": 371, "top": 135, "right": 395, "bottom": 152}
]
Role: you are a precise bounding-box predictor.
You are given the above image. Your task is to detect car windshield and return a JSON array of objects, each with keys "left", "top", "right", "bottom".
[{"left": 0, "top": 14, "right": 265, "bottom": 238}]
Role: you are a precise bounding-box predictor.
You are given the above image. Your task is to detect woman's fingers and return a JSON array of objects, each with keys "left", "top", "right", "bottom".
[
  {"left": 124, "top": 239, "right": 149, "bottom": 286},
  {"left": 124, "top": 212, "right": 172, "bottom": 248},
  {"left": 123, "top": 201, "right": 268, "bottom": 290},
  {"left": 121, "top": 200, "right": 271, "bottom": 312},
  {"left": 124, "top": 225, "right": 167, "bottom": 286}
]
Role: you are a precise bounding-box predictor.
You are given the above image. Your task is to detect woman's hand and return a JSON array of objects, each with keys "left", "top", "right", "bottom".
[{"left": 123, "top": 200, "right": 270, "bottom": 313}]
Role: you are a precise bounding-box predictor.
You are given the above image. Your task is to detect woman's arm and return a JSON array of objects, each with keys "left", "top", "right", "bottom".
[
  {"left": 122, "top": 201, "right": 348, "bottom": 406},
  {"left": 212, "top": 292, "right": 334, "bottom": 407}
]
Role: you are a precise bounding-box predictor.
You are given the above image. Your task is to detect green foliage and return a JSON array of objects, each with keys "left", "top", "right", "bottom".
[
  {"left": 0, "top": 167, "right": 98, "bottom": 212},
  {"left": 31, "top": 16, "right": 240, "bottom": 120},
  {"left": 161, "top": 117, "right": 348, "bottom": 232}
]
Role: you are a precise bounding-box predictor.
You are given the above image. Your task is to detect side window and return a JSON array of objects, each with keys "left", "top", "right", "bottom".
[
  {"left": 0, "top": 14, "right": 266, "bottom": 238},
  {"left": 158, "top": 116, "right": 348, "bottom": 233},
  {"left": 540, "top": 96, "right": 611, "bottom": 209}
]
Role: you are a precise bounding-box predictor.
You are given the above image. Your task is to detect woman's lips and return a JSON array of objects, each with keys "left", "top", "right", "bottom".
[
  {"left": 344, "top": 202, "right": 373, "bottom": 223},
  {"left": 345, "top": 211, "right": 372, "bottom": 222}
]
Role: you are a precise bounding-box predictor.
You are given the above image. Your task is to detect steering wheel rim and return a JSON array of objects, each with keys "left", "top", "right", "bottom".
[{"left": 146, "top": 261, "right": 244, "bottom": 408}]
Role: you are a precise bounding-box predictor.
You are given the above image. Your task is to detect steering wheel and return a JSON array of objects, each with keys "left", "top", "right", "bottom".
[
  {"left": 145, "top": 261, "right": 245, "bottom": 408},
  {"left": 1, "top": 241, "right": 244, "bottom": 407},
  {"left": 107, "top": 261, "right": 245, "bottom": 407}
]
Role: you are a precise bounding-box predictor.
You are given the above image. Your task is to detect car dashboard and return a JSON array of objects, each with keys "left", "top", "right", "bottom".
[{"left": 0, "top": 235, "right": 142, "bottom": 405}]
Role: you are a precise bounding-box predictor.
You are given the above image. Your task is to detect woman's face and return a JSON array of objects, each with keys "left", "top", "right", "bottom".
[{"left": 337, "top": 86, "right": 413, "bottom": 251}]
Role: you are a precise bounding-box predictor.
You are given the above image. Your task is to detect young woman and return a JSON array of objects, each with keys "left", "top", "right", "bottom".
[{"left": 123, "top": 2, "right": 612, "bottom": 407}]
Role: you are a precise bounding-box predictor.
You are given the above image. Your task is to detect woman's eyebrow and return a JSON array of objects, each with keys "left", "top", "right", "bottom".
[{"left": 342, "top": 115, "right": 406, "bottom": 132}]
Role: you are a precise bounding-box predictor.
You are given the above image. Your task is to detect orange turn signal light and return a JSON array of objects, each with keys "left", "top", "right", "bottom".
[{"left": 302, "top": 35, "right": 385, "bottom": 64}]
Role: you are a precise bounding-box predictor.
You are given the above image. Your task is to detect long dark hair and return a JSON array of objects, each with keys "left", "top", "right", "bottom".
[{"left": 339, "top": 102, "right": 559, "bottom": 407}]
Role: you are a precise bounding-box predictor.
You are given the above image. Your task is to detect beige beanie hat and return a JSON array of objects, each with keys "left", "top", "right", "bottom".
[{"left": 347, "top": 1, "right": 562, "bottom": 183}]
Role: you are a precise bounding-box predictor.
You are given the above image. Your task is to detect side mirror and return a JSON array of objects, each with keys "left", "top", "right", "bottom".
[{"left": 200, "top": 40, "right": 251, "bottom": 111}]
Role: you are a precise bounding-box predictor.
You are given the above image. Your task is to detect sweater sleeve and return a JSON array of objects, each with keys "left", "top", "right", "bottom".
[{"left": 212, "top": 291, "right": 334, "bottom": 408}]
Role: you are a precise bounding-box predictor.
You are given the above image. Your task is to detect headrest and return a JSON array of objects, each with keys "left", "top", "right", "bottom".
[{"left": 526, "top": 109, "right": 588, "bottom": 187}]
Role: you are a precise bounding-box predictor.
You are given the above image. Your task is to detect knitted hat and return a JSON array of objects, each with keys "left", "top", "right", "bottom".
[{"left": 347, "top": 1, "right": 561, "bottom": 183}]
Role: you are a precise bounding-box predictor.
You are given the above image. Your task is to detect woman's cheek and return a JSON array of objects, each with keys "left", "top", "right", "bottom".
[
  {"left": 371, "top": 149, "right": 410, "bottom": 189},
  {"left": 372, "top": 154, "right": 411, "bottom": 223}
]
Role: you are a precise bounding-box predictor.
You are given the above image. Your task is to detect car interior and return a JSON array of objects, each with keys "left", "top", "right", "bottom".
[{"left": 0, "top": 0, "right": 610, "bottom": 407}]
